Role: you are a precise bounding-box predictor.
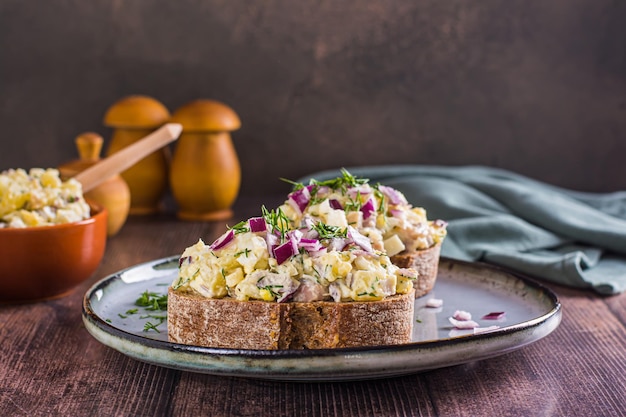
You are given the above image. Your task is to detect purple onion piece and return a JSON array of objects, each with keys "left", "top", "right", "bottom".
[
  {"left": 433, "top": 219, "right": 448, "bottom": 228},
  {"left": 329, "top": 199, "right": 343, "bottom": 210},
  {"left": 379, "top": 185, "right": 407, "bottom": 205},
  {"left": 348, "top": 226, "right": 373, "bottom": 253},
  {"left": 287, "top": 229, "right": 303, "bottom": 251},
  {"left": 288, "top": 186, "right": 311, "bottom": 213},
  {"left": 299, "top": 238, "right": 323, "bottom": 252},
  {"left": 327, "top": 237, "right": 349, "bottom": 252},
  {"left": 209, "top": 229, "right": 235, "bottom": 251},
  {"left": 347, "top": 185, "right": 372, "bottom": 199},
  {"left": 361, "top": 197, "right": 376, "bottom": 219},
  {"left": 248, "top": 217, "right": 267, "bottom": 233},
  {"left": 266, "top": 232, "right": 279, "bottom": 254},
  {"left": 178, "top": 256, "right": 191, "bottom": 268},
  {"left": 273, "top": 241, "right": 298, "bottom": 264},
  {"left": 482, "top": 311, "right": 506, "bottom": 320},
  {"left": 389, "top": 209, "right": 403, "bottom": 218}
]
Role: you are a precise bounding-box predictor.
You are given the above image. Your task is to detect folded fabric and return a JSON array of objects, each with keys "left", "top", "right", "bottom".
[{"left": 298, "top": 165, "right": 626, "bottom": 295}]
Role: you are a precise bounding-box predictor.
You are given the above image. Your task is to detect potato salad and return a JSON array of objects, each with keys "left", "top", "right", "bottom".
[
  {"left": 174, "top": 206, "right": 417, "bottom": 303},
  {"left": 173, "top": 170, "right": 447, "bottom": 303},
  {"left": 0, "top": 168, "right": 90, "bottom": 228},
  {"left": 279, "top": 169, "right": 447, "bottom": 255}
]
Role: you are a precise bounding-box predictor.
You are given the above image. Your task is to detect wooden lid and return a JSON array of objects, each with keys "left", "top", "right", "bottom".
[
  {"left": 103, "top": 95, "right": 170, "bottom": 128},
  {"left": 58, "top": 132, "right": 104, "bottom": 177},
  {"left": 170, "top": 99, "right": 241, "bottom": 133}
]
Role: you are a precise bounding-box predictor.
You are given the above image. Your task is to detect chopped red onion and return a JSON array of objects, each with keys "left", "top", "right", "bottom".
[
  {"left": 348, "top": 226, "right": 373, "bottom": 252},
  {"left": 273, "top": 241, "right": 298, "bottom": 264},
  {"left": 301, "top": 216, "right": 318, "bottom": 239},
  {"left": 299, "top": 238, "right": 323, "bottom": 252},
  {"left": 360, "top": 197, "right": 376, "bottom": 219},
  {"left": 248, "top": 217, "right": 267, "bottom": 233},
  {"left": 209, "top": 229, "right": 235, "bottom": 251},
  {"left": 347, "top": 185, "right": 372, "bottom": 199},
  {"left": 389, "top": 209, "right": 403, "bottom": 218},
  {"left": 265, "top": 232, "right": 279, "bottom": 254},
  {"left": 287, "top": 229, "right": 303, "bottom": 248},
  {"left": 449, "top": 317, "right": 479, "bottom": 329},
  {"left": 379, "top": 185, "right": 407, "bottom": 205},
  {"left": 433, "top": 219, "right": 448, "bottom": 228},
  {"left": 453, "top": 310, "right": 473, "bottom": 321},
  {"left": 327, "top": 237, "right": 349, "bottom": 252},
  {"left": 178, "top": 256, "right": 191, "bottom": 268},
  {"left": 328, "top": 198, "right": 343, "bottom": 210},
  {"left": 288, "top": 186, "right": 312, "bottom": 213},
  {"left": 482, "top": 311, "right": 506, "bottom": 320},
  {"left": 306, "top": 248, "right": 327, "bottom": 258},
  {"left": 425, "top": 298, "right": 443, "bottom": 308},
  {"left": 314, "top": 185, "right": 330, "bottom": 197}
]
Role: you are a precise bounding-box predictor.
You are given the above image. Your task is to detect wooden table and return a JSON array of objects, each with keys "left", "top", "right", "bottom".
[{"left": 1, "top": 195, "right": 625, "bottom": 417}]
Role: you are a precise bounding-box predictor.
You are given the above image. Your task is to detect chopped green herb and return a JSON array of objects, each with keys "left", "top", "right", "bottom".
[
  {"left": 260, "top": 284, "right": 284, "bottom": 299},
  {"left": 373, "top": 187, "right": 386, "bottom": 213},
  {"left": 173, "top": 268, "right": 199, "bottom": 290},
  {"left": 357, "top": 291, "right": 377, "bottom": 297},
  {"left": 283, "top": 168, "right": 368, "bottom": 194},
  {"left": 312, "top": 222, "right": 347, "bottom": 240},
  {"left": 228, "top": 220, "right": 249, "bottom": 234},
  {"left": 261, "top": 205, "right": 291, "bottom": 241},
  {"left": 343, "top": 194, "right": 362, "bottom": 212},
  {"left": 140, "top": 314, "right": 167, "bottom": 322},
  {"left": 135, "top": 290, "right": 168, "bottom": 311},
  {"left": 143, "top": 321, "right": 161, "bottom": 333},
  {"left": 310, "top": 168, "right": 368, "bottom": 193},
  {"left": 234, "top": 248, "right": 251, "bottom": 258},
  {"left": 280, "top": 177, "right": 305, "bottom": 190}
]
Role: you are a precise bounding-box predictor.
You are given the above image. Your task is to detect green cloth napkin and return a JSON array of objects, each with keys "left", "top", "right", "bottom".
[{"left": 298, "top": 165, "right": 626, "bottom": 295}]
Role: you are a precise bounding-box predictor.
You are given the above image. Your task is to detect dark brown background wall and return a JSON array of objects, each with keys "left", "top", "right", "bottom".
[{"left": 1, "top": 0, "right": 625, "bottom": 196}]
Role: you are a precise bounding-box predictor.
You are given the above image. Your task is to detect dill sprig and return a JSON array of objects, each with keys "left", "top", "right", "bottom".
[
  {"left": 312, "top": 222, "right": 347, "bottom": 240},
  {"left": 282, "top": 168, "right": 368, "bottom": 194},
  {"left": 261, "top": 205, "right": 291, "bottom": 241},
  {"left": 228, "top": 220, "right": 249, "bottom": 234},
  {"left": 311, "top": 168, "right": 368, "bottom": 193},
  {"left": 135, "top": 291, "right": 168, "bottom": 311}
]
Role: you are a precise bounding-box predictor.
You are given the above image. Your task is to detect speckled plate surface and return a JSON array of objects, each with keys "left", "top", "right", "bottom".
[{"left": 82, "top": 256, "right": 561, "bottom": 381}]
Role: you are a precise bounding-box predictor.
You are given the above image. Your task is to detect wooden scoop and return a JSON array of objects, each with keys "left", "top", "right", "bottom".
[{"left": 73, "top": 123, "right": 182, "bottom": 192}]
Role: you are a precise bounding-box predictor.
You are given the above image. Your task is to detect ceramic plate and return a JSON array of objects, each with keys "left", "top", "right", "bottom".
[{"left": 82, "top": 257, "right": 561, "bottom": 381}]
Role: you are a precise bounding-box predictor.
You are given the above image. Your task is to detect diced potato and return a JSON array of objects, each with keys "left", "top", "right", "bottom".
[{"left": 383, "top": 234, "right": 406, "bottom": 257}]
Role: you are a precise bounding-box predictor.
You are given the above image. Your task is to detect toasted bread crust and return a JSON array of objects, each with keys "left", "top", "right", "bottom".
[
  {"left": 391, "top": 243, "right": 441, "bottom": 298},
  {"left": 167, "top": 287, "right": 415, "bottom": 350}
]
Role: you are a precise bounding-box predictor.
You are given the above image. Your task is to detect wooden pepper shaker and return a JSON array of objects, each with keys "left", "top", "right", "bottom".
[
  {"left": 58, "top": 132, "right": 131, "bottom": 236},
  {"left": 103, "top": 95, "right": 171, "bottom": 214},
  {"left": 169, "top": 99, "right": 241, "bottom": 221}
]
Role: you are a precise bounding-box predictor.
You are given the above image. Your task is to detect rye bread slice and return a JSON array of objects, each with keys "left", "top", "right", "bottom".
[
  {"left": 390, "top": 243, "right": 441, "bottom": 298},
  {"left": 167, "top": 287, "right": 415, "bottom": 350}
]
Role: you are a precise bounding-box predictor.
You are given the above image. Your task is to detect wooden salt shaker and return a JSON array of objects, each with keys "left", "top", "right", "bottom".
[
  {"left": 59, "top": 132, "right": 131, "bottom": 236},
  {"left": 103, "top": 95, "right": 171, "bottom": 214},
  {"left": 169, "top": 99, "right": 241, "bottom": 221}
]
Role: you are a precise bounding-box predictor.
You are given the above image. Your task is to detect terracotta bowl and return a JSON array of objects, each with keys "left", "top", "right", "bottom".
[{"left": 0, "top": 202, "right": 107, "bottom": 303}]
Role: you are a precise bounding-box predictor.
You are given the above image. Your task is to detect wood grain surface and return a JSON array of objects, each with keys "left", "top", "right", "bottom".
[{"left": 1, "top": 195, "right": 624, "bottom": 417}]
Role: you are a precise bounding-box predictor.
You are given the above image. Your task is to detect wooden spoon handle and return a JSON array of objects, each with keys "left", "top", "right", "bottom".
[{"left": 73, "top": 123, "right": 182, "bottom": 192}]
